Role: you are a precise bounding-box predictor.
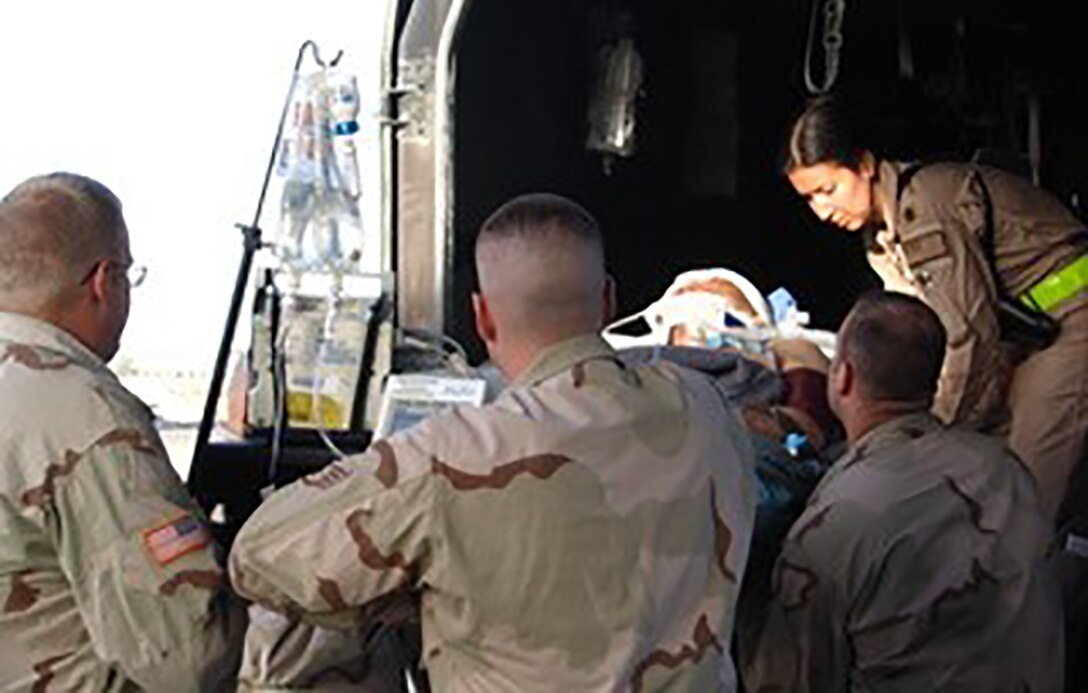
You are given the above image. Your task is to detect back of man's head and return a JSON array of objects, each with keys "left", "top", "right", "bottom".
[
  {"left": 474, "top": 193, "right": 609, "bottom": 349},
  {"left": 0, "top": 173, "right": 126, "bottom": 314},
  {"left": 838, "top": 291, "right": 946, "bottom": 405}
]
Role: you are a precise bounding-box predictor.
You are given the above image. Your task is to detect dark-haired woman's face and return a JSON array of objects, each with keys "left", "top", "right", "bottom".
[{"left": 788, "top": 161, "right": 875, "bottom": 232}]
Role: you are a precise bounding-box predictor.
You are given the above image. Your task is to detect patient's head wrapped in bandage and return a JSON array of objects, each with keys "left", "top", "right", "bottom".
[
  {"left": 620, "top": 268, "right": 828, "bottom": 374},
  {"left": 607, "top": 267, "right": 839, "bottom": 449},
  {"left": 648, "top": 268, "right": 772, "bottom": 347}
]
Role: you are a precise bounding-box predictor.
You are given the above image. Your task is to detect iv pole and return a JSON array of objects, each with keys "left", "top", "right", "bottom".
[{"left": 188, "top": 40, "right": 343, "bottom": 492}]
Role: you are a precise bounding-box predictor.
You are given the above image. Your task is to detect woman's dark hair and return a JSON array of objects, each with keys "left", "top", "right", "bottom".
[{"left": 783, "top": 95, "right": 874, "bottom": 173}]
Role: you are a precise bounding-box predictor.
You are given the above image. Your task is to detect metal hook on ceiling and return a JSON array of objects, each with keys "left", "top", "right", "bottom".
[{"left": 803, "top": 0, "right": 847, "bottom": 95}]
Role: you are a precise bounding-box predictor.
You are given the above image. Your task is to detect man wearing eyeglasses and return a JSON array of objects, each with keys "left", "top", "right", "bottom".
[{"left": 0, "top": 173, "right": 244, "bottom": 691}]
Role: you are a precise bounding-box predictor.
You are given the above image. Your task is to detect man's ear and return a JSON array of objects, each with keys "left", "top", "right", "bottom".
[
  {"left": 88, "top": 259, "right": 111, "bottom": 303},
  {"left": 472, "top": 292, "right": 497, "bottom": 345},
  {"left": 600, "top": 274, "right": 617, "bottom": 328},
  {"left": 831, "top": 357, "right": 854, "bottom": 399}
]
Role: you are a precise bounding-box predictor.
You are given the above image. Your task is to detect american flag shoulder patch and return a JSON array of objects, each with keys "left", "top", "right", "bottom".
[{"left": 142, "top": 514, "right": 211, "bottom": 566}]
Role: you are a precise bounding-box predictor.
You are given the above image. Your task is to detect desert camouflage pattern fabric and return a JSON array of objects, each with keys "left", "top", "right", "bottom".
[
  {"left": 231, "top": 334, "right": 758, "bottom": 692},
  {"left": 0, "top": 312, "right": 243, "bottom": 692},
  {"left": 238, "top": 604, "right": 412, "bottom": 692},
  {"left": 745, "top": 412, "right": 1063, "bottom": 693}
]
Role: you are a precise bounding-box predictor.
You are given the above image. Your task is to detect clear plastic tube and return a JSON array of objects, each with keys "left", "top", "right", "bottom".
[{"left": 311, "top": 287, "right": 349, "bottom": 458}]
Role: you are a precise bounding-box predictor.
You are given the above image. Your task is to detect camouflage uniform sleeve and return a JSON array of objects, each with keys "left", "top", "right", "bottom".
[
  {"left": 898, "top": 170, "right": 1008, "bottom": 429},
  {"left": 44, "top": 428, "right": 245, "bottom": 692},
  {"left": 748, "top": 491, "right": 892, "bottom": 691},
  {"left": 746, "top": 540, "right": 850, "bottom": 693},
  {"left": 229, "top": 438, "right": 435, "bottom": 629},
  {"left": 239, "top": 605, "right": 411, "bottom": 691}
]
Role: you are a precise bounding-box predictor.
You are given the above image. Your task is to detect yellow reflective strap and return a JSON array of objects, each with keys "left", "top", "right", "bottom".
[{"left": 1020, "top": 254, "right": 1088, "bottom": 313}]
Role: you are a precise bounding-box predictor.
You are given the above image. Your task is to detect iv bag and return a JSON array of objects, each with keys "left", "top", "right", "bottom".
[{"left": 275, "top": 69, "right": 364, "bottom": 276}]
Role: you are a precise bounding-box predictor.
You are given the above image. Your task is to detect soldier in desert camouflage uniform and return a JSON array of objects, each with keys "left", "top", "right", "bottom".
[
  {"left": 230, "top": 193, "right": 759, "bottom": 691},
  {"left": 0, "top": 174, "right": 243, "bottom": 691},
  {"left": 746, "top": 292, "right": 1061, "bottom": 692}
]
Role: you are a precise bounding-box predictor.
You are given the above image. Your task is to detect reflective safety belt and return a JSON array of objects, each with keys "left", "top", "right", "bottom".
[{"left": 1020, "top": 254, "right": 1088, "bottom": 313}]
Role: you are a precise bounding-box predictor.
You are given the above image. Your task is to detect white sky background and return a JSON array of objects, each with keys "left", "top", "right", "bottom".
[{"left": 0, "top": 0, "right": 388, "bottom": 374}]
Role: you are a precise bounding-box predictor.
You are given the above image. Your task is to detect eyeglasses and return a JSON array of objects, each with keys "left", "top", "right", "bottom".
[
  {"left": 79, "top": 259, "right": 148, "bottom": 288},
  {"left": 127, "top": 264, "right": 147, "bottom": 288}
]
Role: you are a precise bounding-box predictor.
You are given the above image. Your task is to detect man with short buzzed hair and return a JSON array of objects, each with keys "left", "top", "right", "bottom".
[
  {"left": 471, "top": 193, "right": 613, "bottom": 377},
  {"left": 230, "top": 193, "right": 759, "bottom": 691},
  {"left": 746, "top": 291, "right": 1062, "bottom": 693},
  {"left": 831, "top": 290, "right": 948, "bottom": 418},
  {"left": 0, "top": 173, "right": 244, "bottom": 691}
]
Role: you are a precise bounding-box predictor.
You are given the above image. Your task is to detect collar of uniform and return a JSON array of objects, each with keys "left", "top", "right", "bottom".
[
  {"left": 510, "top": 334, "right": 617, "bottom": 389},
  {"left": 840, "top": 411, "right": 941, "bottom": 468},
  {"left": 0, "top": 311, "right": 108, "bottom": 373},
  {"left": 875, "top": 160, "right": 907, "bottom": 235}
]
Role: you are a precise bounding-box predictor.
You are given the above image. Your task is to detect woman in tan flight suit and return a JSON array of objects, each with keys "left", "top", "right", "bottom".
[{"left": 783, "top": 95, "right": 1088, "bottom": 522}]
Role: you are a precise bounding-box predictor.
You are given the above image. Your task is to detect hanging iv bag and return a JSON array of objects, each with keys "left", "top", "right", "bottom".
[
  {"left": 275, "top": 69, "right": 364, "bottom": 277},
  {"left": 256, "top": 65, "right": 374, "bottom": 433}
]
